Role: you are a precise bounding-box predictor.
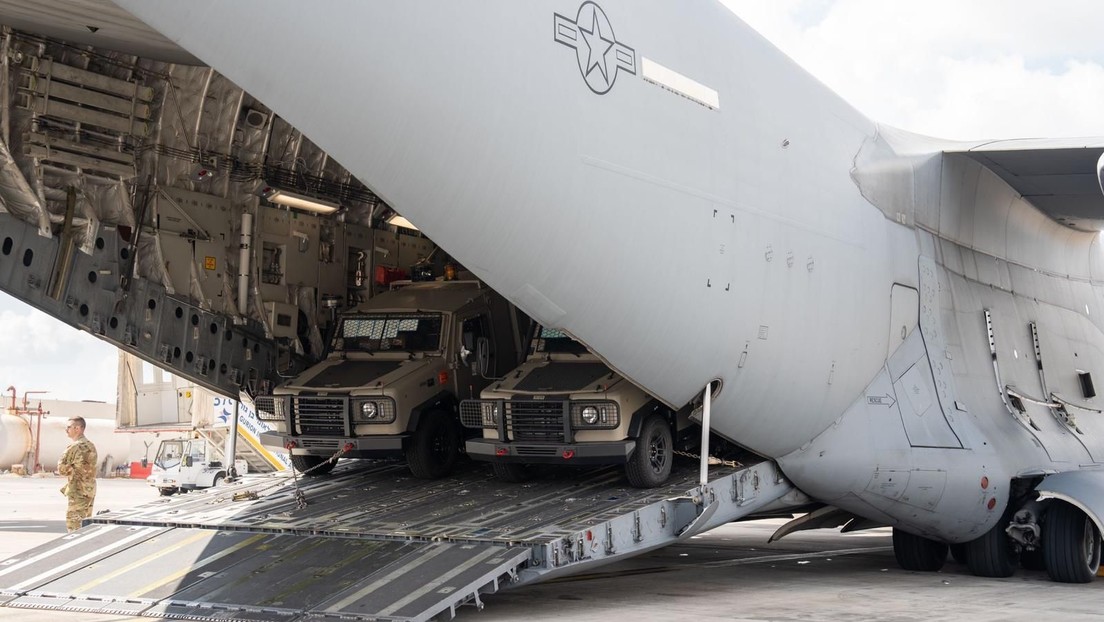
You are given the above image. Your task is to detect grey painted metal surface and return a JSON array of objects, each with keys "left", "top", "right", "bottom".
[
  {"left": 1037, "top": 470, "right": 1104, "bottom": 536},
  {"left": 951, "top": 140, "right": 1104, "bottom": 232},
  {"left": 0, "top": 460, "right": 794, "bottom": 620},
  {"left": 0, "top": 211, "right": 282, "bottom": 399},
  {"left": 2, "top": 526, "right": 529, "bottom": 621}
]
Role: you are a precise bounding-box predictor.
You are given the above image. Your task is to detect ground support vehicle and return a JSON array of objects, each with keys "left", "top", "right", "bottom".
[
  {"left": 461, "top": 326, "right": 694, "bottom": 487},
  {"left": 0, "top": 458, "right": 795, "bottom": 621},
  {"left": 145, "top": 438, "right": 230, "bottom": 496},
  {"left": 258, "top": 280, "right": 521, "bottom": 479}
]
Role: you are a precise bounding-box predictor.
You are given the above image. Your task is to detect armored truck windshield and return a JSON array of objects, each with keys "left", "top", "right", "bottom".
[
  {"left": 532, "top": 327, "right": 588, "bottom": 355},
  {"left": 335, "top": 312, "right": 444, "bottom": 353}
]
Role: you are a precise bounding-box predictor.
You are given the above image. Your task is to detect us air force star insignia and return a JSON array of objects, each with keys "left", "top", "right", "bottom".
[{"left": 554, "top": 2, "right": 637, "bottom": 95}]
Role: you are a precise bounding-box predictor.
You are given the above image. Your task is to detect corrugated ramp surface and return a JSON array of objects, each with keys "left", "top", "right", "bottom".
[
  {"left": 0, "top": 522, "right": 526, "bottom": 621},
  {"left": 0, "top": 460, "right": 786, "bottom": 621}
]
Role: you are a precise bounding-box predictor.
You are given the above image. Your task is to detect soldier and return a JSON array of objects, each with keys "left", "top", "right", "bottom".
[{"left": 57, "top": 416, "right": 98, "bottom": 532}]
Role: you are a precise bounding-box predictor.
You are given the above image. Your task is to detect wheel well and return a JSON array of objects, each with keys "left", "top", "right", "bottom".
[
  {"left": 405, "top": 391, "right": 458, "bottom": 433},
  {"left": 627, "top": 400, "right": 674, "bottom": 438},
  {"left": 1014, "top": 473, "right": 1104, "bottom": 544}
]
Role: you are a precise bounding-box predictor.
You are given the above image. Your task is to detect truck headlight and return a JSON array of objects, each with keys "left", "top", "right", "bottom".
[
  {"left": 352, "top": 398, "right": 396, "bottom": 423},
  {"left": 482, "top": 402, "right": 499, "bottom": 426},
  {"left": 581, "top": 406, "right": 599, "bottom": 425},
  {"left": 571, "top": 402, "right": 619, "bottom": 428},
  {"left": 360, "top": 401, "right": 378, "bottom": 419}
]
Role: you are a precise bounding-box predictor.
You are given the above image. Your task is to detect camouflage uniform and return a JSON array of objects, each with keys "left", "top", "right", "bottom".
[{"left": 58, "top": 435, "right": 98, "bottom": 532}]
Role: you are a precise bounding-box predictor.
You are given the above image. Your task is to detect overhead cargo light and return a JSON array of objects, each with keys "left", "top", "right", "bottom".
[
  {"left": 387, "top": 214, "right": 419, "bottom": 231},
  {"left": 261, "top": 187, "right": 340, "bottom": 214}
]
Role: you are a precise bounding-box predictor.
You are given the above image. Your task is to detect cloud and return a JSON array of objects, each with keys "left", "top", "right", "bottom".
[
  {"left": 0, "top": 295, "right": 118, "bottom": 403},
  {"left": 719, "top": 0, "right": 1104, "bottom": 139}
]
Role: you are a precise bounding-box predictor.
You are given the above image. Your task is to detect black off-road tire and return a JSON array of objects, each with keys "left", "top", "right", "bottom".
[
  {"left": 407, "top": 411, "right": 461, "bottom": 479},
  {"left": 892, "top": 528, "right": 948, "bottom": 571},
  {"left": 291, "top": 454, "right": 336, "bottom": 476},
  {"left": 492, "top": 462, "right": 532, "bottom": 483},
  {"left": 625, "top": 414, "right": 673, "bottom": 488},
  {"left": 1044, "top": 501, "right": 1102, "bottom": 583}
]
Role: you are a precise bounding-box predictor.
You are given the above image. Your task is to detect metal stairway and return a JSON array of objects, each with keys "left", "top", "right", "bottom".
[{"left": 197, "top": 426, "right": 278, "bottom": 474}]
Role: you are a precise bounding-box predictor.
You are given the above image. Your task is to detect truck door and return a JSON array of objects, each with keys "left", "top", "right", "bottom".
[
  {"left": 154, "top": 440, "right": 183, "bottom": 471},
  {"left": 179, "top": 440, "right": 207, "bottom": 486},
  {"left": 457, "top": 312, "right": 494, "bottom": 398}
]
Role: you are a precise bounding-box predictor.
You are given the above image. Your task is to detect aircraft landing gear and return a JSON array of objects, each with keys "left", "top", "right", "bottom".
[
  {"left": 966, "top": 511, "right": 1019, "bottom": 578},
  {"left": 892, "top": 528, "right": 947, "bottom": 571},
  {"left": 1043, "top": 501, "right": 1102, "bottom": 583}
]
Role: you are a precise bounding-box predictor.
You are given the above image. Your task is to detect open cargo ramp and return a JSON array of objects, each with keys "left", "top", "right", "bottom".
[{"left": 0, "top": 459, "right": 796, "bottom": 621}]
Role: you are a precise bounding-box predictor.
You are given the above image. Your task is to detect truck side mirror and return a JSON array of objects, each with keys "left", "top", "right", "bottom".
[
  {"left": 476, "top": 336, "right": 490, "bottom": 377},
  {"left": 141, "top": 457, "right": 148, "bottom": 468},
  {"left": 182, "top": 455, "right": 193, "bottom": 467},
  {"left": 460, "top": 332, "right": 473, "bottom": 366}
]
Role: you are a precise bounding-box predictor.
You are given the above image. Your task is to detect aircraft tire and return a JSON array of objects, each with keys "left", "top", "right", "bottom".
[
  {"left": 892, "top": 528, "right": 947, "bottom": 571},
  {"left": 966, "top": 513, "right": 1018, "bottom": 578},
  {"left": 1043, "top": 501, "right": 1102, "bottom": 583},
  {"left": 625, "top": 414, "right": 673, "bottom": 488},
  {"left": 291, "top": 454, "right": 336, "bottom": 476},
  {"left": 949, "top": 543, "right": 968, "bottom": 565},
  {"left": 491, "top": 462, "right": 532, "bottom": 483},
  {"left": 407, "top": 410, "right": 460, "bottom": 479}
]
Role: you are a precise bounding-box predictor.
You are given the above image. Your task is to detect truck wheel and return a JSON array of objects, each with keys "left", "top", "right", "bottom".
[
  {"left": 625, "top": 414, "right": 673, "bottom": 488},
  {"left": 158, "top": 487, "right": 177, "bottom": 496},
  {"left": 212, "top": 473, "right": 224, "bottom": 487},
  {"left": 492, "top": 462, "right": 531, "bottom": 483},
  {"left": 291, "top": 454, "right": 336, "bottom": 476},
  {"left": 407, "top": 411, "right": 460, "bottom": 479}
]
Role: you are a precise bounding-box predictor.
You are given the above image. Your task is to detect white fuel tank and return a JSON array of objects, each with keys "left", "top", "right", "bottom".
[
  {"left": 0, "top": 414, "right": 131, "bottom": 472},
  {"left": 0, "top": 414, "right": 31, "bottom": 467}
]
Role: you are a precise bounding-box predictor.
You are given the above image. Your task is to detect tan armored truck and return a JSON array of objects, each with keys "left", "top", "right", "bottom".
[
  {"left": 461, "top": 326, "right": 687, "bottom": 488},
  {"left": 258, "top": 280, "right": 520, "bottom": 478}
]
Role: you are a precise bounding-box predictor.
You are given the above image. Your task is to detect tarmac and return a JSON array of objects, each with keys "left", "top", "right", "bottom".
[{"left": 0, "top": 475, "right": 1100, "bottom": 621}]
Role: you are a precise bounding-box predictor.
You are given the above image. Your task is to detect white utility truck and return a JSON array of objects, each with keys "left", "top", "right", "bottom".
[{"left": 145, "top": 438, "right": 233, "bottom": 495}]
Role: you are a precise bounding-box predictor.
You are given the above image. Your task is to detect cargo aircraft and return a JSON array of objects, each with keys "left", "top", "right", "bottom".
[
  {"left": 110, "top": 0, "right": 1104, "bottom": 582},
  {"left": 1, "top": 0, "right": 1101, "bottom": 588}
]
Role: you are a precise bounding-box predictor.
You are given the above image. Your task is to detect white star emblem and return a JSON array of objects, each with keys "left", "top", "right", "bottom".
[{"left": 579, "top": 10, "right": 615, "bottom": 84}]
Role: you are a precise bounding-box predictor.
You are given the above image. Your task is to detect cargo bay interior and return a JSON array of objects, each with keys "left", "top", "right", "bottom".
[{"left": 0, "top": 23, "right": 458, "bottom": 411}]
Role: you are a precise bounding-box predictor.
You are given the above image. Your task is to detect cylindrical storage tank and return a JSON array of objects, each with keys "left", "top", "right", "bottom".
[
  {"left": 0, "top": 414, "right": 31, "bottom": 468},
  {"left": 0, "top": 415, "right": 132, "bottom": 473}
]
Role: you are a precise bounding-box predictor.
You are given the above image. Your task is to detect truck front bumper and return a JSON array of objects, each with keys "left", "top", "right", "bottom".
[
  {"left": 260, "top": 431, "right": 407, "bottom": 458},
  {"left": 466, "top": 438, "right": 636, "bottom": 465}
]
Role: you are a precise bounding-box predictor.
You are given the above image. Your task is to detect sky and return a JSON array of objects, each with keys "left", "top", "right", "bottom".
[{"left": 2, "top": 1, "right": 1102, "bottom": 404}]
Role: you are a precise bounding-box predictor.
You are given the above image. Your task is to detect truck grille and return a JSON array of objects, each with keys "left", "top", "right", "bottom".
[
  {"left": 294, "top": 396, "right": 347, "bottom": 436},
  {"left": 506, "top": 401, "right": 567, "bottom": 443}
]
